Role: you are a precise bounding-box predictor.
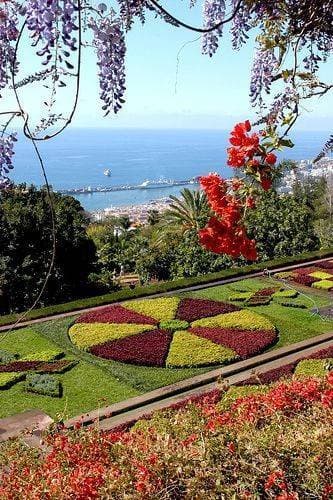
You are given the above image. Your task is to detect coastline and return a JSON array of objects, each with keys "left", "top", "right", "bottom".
[{"left": 90, "top": 197, "right": 172, "bottom": 224}]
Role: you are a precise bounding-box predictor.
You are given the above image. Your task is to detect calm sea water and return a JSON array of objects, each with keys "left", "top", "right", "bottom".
[{"left": 10, "top": 128, "right": 329, "bottom": 211}]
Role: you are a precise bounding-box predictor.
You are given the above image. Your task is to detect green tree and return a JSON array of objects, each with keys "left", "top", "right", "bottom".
[
  {"left": 156, "top": 188, "right": 210, "bottom": 245},
  {"left": 246, "top": 190, "right": 319, "bottom": 260},
  {"left": 0, "top": 185, "right": 96, "bottom": 313}
]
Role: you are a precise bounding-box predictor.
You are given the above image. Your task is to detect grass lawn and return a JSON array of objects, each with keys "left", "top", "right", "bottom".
[{"left": 1, "top": 276, "right": 332, "bottom": 420}]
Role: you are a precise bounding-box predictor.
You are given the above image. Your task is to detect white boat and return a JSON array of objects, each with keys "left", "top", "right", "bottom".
[
  {"left": 104, "top": 169, "right": 111, "bottom": 177},
  {"left": 139, "top": 180, "right": 150, "bottom": 187}
]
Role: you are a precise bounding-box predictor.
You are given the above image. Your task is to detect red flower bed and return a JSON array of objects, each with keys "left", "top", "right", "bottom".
[
  {"left": 253, "top": 288, "right": 276, "bottom": 297},
  {"left": 37, "top": 360, "right": 78, "bottom": 373},
  {"left": 237, "top": 345, "right": 333, "bottom": 385},
  {"left": 0, "top": 361, "right": 41, "bottom": 372},
  {"left": 292, "top": 266, "right": 320, "bottom": 275},
  {"left": 176, "top": 298, "right": 240, "bottom": 323},
  {"left": 318, "top": 261, "right": 333, "bottom": 269},
  {"left": 90, "top": 329, "right": 173, "bottom": 367},
  {"left": 189, "top": 327, "right": 277, "bottom": 358},
  {"left": 77, "top": 305, "right": 157, "bottom": 325},
  {"left": 292, "top": 274, "right": 319, "bottom": 286}
]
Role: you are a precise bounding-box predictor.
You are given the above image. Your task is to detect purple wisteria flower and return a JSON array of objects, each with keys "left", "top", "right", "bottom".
[
  {"left": 0, "top": 134, "right": 17, "bottom": 189},
  {"left": 202, "top": 0, "right": 225, "bottom": 57},
  {"left": 250, "top": 48, "right": 279, "bottom": 106},
  {"left": 89, "top": 16, "right": 126, "bottom": 115},
  {"left": 0, "top": 5, "right": 19, "bottom": 95}
]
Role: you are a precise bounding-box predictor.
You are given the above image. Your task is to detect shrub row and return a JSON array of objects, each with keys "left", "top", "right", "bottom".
[{"left": 1, "top": 248, "right": 332, "bottom": 326}]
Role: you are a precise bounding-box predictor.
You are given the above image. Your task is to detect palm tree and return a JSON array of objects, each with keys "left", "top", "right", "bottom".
[{"left": 154, "top": 188, "right": 210, "bottom": 246}]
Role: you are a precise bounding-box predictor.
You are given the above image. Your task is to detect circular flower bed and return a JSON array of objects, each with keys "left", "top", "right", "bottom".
[{"left": 68, "top": 297, "right": 277, "bottom": 368}]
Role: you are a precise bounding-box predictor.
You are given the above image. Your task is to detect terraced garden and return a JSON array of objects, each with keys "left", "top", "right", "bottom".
[{"left": 1, "top": 272, "right": 333, "bottom": 420}]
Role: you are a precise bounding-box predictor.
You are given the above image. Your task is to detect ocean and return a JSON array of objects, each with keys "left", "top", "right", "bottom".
[{"left": 10, "top": 128, "right": 329, "bottom": 211}]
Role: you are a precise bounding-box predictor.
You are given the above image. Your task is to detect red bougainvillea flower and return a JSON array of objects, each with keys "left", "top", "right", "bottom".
[
  {"left": 265, "top": 152, "right": 277, "bottom": 164},
  {"left": 259, "top": 171, "right": 273, "bottom": 191},
  {"left": 227, "top": 120, "right": 260, "bottom": 167}
]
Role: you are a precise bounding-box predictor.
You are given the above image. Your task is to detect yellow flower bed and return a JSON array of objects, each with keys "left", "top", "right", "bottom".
[
  {"left": 21, "top": 350, "right": 64, "bottom": 362},
  {"left": 123, "top": 297, "right": 180, "bottom": 321},
  {"left": 166, "top": 330, "right": 236, "bottom": 368},
  {"left": 312, "top": 279, "right": 333, "bottom": 290},
  {"left": 68, "top": 323, "right": 153, "bottom": 349},
  {"left": 191, "top": 309, "right": 275, "bottom": 331},
  {"left": 309, "top": 271, "right": 333, "bottom": 280}
]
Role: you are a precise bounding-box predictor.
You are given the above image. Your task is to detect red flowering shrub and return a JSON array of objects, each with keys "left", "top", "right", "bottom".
[
  {"left": 176, "top": 298, "right": 240, "bottom": 322},
  {"left": 318, "top": 260, "right": 333, "bottom": 269},
  {"left": 198, "top": 120, "right": 286, "bottom": 260},
  {"left": 189, "top": 327, "right": 277, "bottom": 359},
  {"left": 90, "top": 329, "right": 173, "bottom": 367},
  {"left": 0, "top": 376, "right": 331, "bottom": 499},
  {"left": 292, "top": 266, "right": 321, "bottom": 275},
  {"left": 37, "top": 360, "right": 78, "bottom": 374},
  {"left": 77, "top": 305, "right": 157, "bottom": 325},
  {"left": 238, "top": 345, "right": 333, "bottom": 385}
]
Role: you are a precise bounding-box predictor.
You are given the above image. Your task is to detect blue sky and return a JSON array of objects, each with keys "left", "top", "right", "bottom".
[{"left": 2, "top": 3, "right": 333, "bottom": 131}]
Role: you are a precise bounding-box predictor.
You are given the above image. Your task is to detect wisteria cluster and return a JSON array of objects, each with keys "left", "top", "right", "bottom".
[
  {"left": 250, "top": 48, "right": 279, "bottom": 106},
  {"left": 24, "top": 0, "right": 79, "bottom": 66},
  {"left": 0, "top": 2, "right": 18, "bottom": 95},
  {"left": 89, "top": 15, "right": 126, "bottom": 115},
  {"left": 0, "top": 133, "right": 16, "bottom": 189},
  {"left": 201, "top": 0, "right": 225, "bottom": 57}
]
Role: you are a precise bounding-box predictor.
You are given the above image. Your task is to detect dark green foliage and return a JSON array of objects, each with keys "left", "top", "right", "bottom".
[
  {"left": 246, "top": 190, "right": 320, "bottom": 261},
  {"left": 0, "top": 349, "right": 19, "bottom": 363},
  {"left": 0, "top": 248, "right": 332, "bottom": 327},
  {"left": 0, "top": 185, "right": 97, "bottom": 314},
  {"left": 25, "top": 373, "right": 62, "bottom": 397},
  {"left": 245, "top": 296, "right": 271, "bottom": 306},
  {"left": 276, "top": 301, "right": 307, "bottom": 309}
]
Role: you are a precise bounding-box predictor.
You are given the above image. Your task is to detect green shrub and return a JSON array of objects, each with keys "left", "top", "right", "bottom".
[
  {"left": 21, "top": 350, "right": 64, "bottom": 362},
  {"left": 274, "top": 271, "right": 295, "bottom": 279},
  {"left": 294, "top": 359, "right": 332, "bottom": 378},
  {"left": 229, "top": 292, "right": 252, "bottom": 302},
  {"left": 0, "top": 349, "right": 19, "bottom": 364},
  {"left": 0, "top": 372, "right": 25, "bottom": 389},
  {"left": 273, "top": 289, "right": 298, "bottom": 298},
  {"left": 159, "top": 319, "right": 189, "bottom": 331},
  {"left": 25, "top": 373, "right": 62, "bottom": 397},
  {"left": 276, "top": 301, "right": 307, "bottom": 309}
]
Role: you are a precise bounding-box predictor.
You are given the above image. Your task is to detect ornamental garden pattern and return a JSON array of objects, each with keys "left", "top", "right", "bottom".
[{"left": 68, "top": 297, "right": 277, "bottom": 368}]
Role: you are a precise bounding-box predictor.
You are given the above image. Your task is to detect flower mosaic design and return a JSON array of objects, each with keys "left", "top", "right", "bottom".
[{"left": 69, "top": 297, "right": 277, "bottom": 368}]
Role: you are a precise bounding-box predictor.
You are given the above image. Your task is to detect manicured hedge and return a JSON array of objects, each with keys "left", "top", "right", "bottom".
[
  {"left": 36, "top": 360, "right": 78, "bottom": 374},
  {"left": 0, "top": 372, "right": 25, "bottom": 389},
  {"left": 277, "top": 301, "right": 306, "bottom": 309},
  {"left": 292, "top": 274, "right": 319, "bottom": 286},
  {"left": 123, "top": 297, "right": 180, "bottom": 322},
  {"left": 25, "top": 373, "right": 62, "bottom": 397},
  {"left": 159, "top": 319, "right": 189, "bottom": 331},
  {"left": 229, "top": 292, "right": 252, "bottom": 302},
  {"left": 1, "top": 248, "right": 332, "bottom": 327},
  {"left": 253, "top": 288, "right": 277, "bottom": 297},
  {"left": 21, "top": 349, "right": 64, "bottom": 362},
  {"left": 0, "top": 360, "right": 41, "bottom": 373},
  {"left": 245, "top": 296, "right": 271, "bottom": 306}
]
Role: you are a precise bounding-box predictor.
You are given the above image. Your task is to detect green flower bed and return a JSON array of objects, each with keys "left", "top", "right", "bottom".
[
  {"left": 25, "top": 373, "right": 62, "bottom": 398},
  {"left": 0, "top": 372, "right": 25, "bottom": 389},
  {"left": 309, "top": 271, "right": 333, "bottom": 280},
  {"left": 273, "top": 289, "right": 298, "bottom": 298},
  {"left": 294, "top": 359, "right": 332, "bottom": 378}
]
